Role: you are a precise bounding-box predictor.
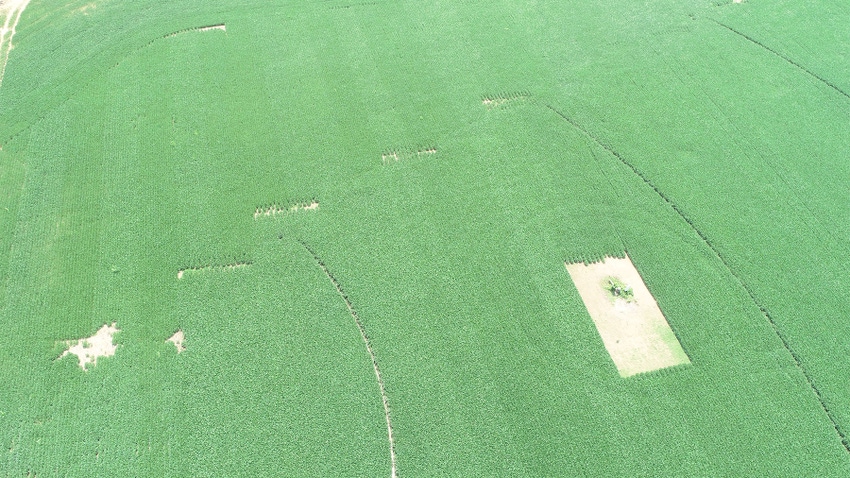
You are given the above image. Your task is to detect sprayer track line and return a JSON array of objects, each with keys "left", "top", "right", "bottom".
[
  {"left": 709, "top": 19, "right": 850, "bottom": 101},
  {"left": 546, "top": 103, "right": 850, "bottom": 453},
  {"left": 299, "top": 240, "right": 398, "bottom": 478},
  {"left": 645, "top": 36, "right": 850, "bottom": 267}
]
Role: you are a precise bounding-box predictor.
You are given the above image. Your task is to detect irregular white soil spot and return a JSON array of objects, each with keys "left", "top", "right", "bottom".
[
  {"left": 566, "top": 256, "right": 690, "bottom": 377},
  {"left": 167, "top": 330, "right": 186, "bottom": 353},
  {"left": 254, "top": 200, "right": 319, "bottom": 219},
  {"left": 59, "top": 323, "right": 119, "bottom": 371}
]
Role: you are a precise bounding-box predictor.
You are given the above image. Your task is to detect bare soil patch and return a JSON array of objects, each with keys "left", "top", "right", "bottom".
[
  {"left": 59, "top": 323, "right": 119, "bottom": 370},
  {"left": 566, "top": 256, "right": 690, "bottom": 377}
]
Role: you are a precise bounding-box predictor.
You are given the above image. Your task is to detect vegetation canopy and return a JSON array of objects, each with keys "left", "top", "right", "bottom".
[
  {"left": 0, "top": 0, "right": 848, "bottom": 476},
  {"left": 604, "top": 276, "right": 635, "bottom": 302}
]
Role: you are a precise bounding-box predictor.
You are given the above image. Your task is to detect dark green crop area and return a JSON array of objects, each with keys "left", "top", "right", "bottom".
[{"left": 1, "top": 0, "right": 848, "bottom": 475}]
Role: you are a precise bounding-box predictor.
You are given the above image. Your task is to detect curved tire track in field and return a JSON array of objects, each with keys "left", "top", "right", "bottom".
[
  {"left": 299, "top": 240, "right": 398, "bottom": 478},
  {"left": 709, "top": 19, "right": 850, "bottom": 102},
  {"left": 545, "top": 103, "right": 850, "bottom": 454},
  {"left": 0, "top": 19, "right": 225, "bottom": 147}
]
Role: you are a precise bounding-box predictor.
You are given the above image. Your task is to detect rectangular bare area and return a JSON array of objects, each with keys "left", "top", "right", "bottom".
[{"left": 566, "top": 255, "right": 690, "bottom": 377}]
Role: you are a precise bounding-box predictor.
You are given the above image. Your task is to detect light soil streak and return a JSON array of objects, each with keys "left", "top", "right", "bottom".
[
  {"left": 300, "top": 241, "right": 398, "bottom": 478},
  {"left": 0, "top": 0, "right": 31, "bottom": 90}
]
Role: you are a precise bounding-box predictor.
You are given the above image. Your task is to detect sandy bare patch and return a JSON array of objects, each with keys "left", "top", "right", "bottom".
[
  {"left": 167, "top": 330, "right": 186, "bottom": 353},
  {"left": 59, "top": 323, "right": 119, "bottom": 370},
  {"left": 0, "top": 0, "right": 32, "bottom": 89},
  {"left": 254, "top": 200, "right": 318, "bottom": 219},
  {"left": 566, "top": 256, "right": 690, "bottom": 377}
]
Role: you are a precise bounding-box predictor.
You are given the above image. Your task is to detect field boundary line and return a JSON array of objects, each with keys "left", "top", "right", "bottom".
[
  {"left": 644, "top": 36, "right": 850, "bottom": 266},
  {"left": 299, "top": 240, "right": 398, "bottom": 478},
  {"left": 709, "top": 19, "right": 850, "bottom": 101},
  {"left": 546, "top": 103, "right": 850, "bottom": 453}
]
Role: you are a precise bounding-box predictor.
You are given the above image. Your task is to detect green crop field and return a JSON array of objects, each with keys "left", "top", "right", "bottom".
[{"left": 1, "top": 0, "right": 848, "bottom": 475}]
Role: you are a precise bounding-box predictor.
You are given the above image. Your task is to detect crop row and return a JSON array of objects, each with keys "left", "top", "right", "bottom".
[{"left": 254, "top": 200, "right": 319, "bottom": 219}]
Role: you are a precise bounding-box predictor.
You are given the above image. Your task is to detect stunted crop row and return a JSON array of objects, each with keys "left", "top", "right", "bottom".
[
  {"left": 254, "top": 200, "right": 319, "bottom": 219},
  {"left": 381, "top": 146, "right": 437, "bottom": 165}
]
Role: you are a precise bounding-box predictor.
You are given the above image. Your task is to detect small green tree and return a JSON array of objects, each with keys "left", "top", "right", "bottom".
[{"left": 605, "top": 277, "right": 634, "bottom": 301}]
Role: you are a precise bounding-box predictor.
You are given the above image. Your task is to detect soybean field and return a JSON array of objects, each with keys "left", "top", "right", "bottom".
[{"left": 0, "top": 0, "right": 848, "bottom": 476}]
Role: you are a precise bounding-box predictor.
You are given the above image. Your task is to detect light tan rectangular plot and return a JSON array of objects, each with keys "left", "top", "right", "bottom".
[{"left": 565, "top": 255, "right": 690, "bottom": 377}]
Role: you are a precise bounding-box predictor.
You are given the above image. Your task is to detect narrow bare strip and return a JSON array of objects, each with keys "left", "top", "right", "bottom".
[{"left": 197, "top": 24, "right": 226, "bottom": 32}]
